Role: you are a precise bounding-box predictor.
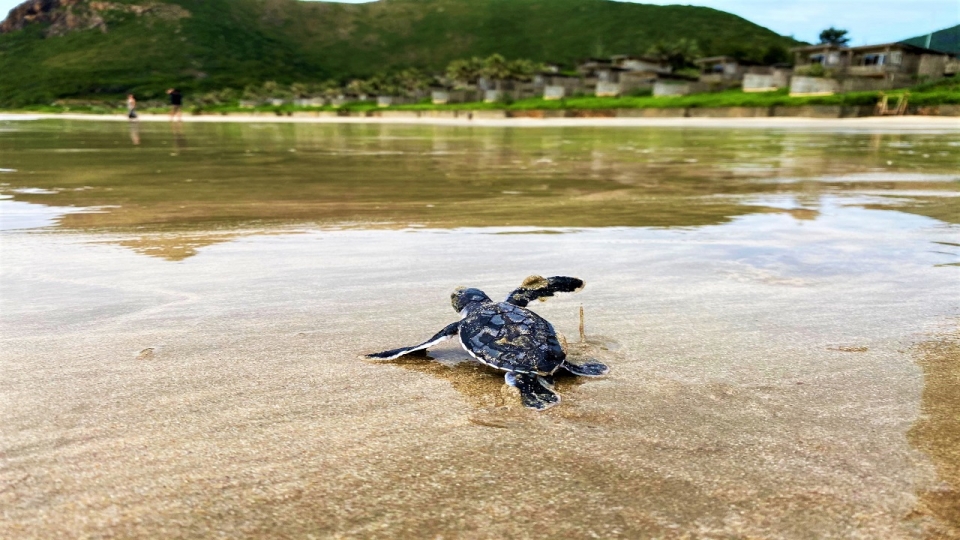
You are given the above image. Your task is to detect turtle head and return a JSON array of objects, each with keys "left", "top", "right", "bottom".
[{"left": 451, "top": 287, "right": 491, "bottom": 313}]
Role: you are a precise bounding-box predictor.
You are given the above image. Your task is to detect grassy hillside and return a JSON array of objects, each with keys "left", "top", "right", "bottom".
[
  {"left": 0, "top": 0, "right": 798, "bottom": 106},
  {"left": 902, "top": 24, "right": 960, "bottom": 55}
]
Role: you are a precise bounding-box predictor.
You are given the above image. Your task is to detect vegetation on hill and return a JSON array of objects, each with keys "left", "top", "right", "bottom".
[
  {"left": 902, "top": 24, "right": 960, "bottom": 55},
  {"left": 0, "top": 0, "right": 798, "bottom": 106}
]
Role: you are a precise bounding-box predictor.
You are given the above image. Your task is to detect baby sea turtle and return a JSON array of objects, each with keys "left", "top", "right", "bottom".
[{"left": 367, "top": 275, "right": 609, "bottom": 410}]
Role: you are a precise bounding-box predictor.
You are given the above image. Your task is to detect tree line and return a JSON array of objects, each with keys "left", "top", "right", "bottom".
[{"left": 161, "top": 41, "right": 794, "bottom": 106}]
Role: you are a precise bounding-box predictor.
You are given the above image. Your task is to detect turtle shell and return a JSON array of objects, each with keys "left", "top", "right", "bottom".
[{"left": 458, "top": 301, "right": 565, "bottom": 375}]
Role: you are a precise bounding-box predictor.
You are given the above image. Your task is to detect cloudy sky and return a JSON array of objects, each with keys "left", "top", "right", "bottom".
[{"left": 1, "top": 0, "right": 956, "bottom": 45}]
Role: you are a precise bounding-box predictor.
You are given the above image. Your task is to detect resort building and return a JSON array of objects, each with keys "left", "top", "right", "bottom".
[{"left": 790, "top": 42, "right": 953, "bottom": 94}]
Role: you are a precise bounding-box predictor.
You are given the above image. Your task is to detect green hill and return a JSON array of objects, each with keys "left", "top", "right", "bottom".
[
  {"left": 902, "top": 24, "right": 960, "bottom": 55},
  {"left": 0, "top": 0, "right": 798, "bottom": 106}
]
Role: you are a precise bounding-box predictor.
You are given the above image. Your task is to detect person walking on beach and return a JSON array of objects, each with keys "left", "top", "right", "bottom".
[
  {"left": 126, "top": 94, "right": 138, "bottom": 120},
  {"left": 167, "top": 88, "right": 183, "bottom": 122}
]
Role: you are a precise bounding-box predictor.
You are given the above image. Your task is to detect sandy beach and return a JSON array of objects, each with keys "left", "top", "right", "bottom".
[{"left": 1, "top": 118, "right": 958, "bottom": 538}]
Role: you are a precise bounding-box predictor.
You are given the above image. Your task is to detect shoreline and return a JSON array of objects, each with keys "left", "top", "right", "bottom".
[{"left": 1, "top": 112, "right": 959, "bottom": 130}]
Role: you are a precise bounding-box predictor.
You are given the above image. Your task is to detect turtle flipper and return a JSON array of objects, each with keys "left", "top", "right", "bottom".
[
  {"left": 512, "top": 373, "right": 560, "bottom": 410},
  {"left": 366, "top": 321, "right": 459, "bottom": 360},
  {"left": 506, "top": 372, "right": 555, "bottom": 388},
  {"left": 561, "top": 359, "right": 609, "bottom": 377},
  {"left": 504, "top": 275, "right": 584, "bottom": 307}
]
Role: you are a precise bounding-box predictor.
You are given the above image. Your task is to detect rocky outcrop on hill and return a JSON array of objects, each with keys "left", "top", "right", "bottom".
[
  {"left": 0, "top": 0, "right": 189, "bottom": 36},
  {"left": 1, "top": 0, "right": 75, "bottom": 34}
]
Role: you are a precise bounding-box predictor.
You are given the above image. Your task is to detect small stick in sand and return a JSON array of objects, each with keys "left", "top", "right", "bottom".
[{"left": 579, "top": 304, "right": 586, "bottom": 343}]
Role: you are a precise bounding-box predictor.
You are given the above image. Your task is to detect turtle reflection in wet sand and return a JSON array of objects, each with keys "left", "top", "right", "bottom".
[{"left": 367, "top": 276, "right": 609, "bottom": 410}]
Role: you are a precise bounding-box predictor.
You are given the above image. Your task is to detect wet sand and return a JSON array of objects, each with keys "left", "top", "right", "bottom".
[
  {"left": 3, "top": 222, "right": 959, "bottom": 538},
  {"left": 2, "top": 112, "right": 959, "bottom": 131},
  {"left": 1, "top": 120, "right": 958, "bottom": 538},
  {"left": 908, "top": 328, "right": 960, "bottom": 537}
]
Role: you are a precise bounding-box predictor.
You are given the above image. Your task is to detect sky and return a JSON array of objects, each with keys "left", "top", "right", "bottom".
[
  {"left": 1, "top": 0, "right": 957, "bottom": 45},
  {"left": 627, "top": 0, "right": 960, "bottom": 45}
]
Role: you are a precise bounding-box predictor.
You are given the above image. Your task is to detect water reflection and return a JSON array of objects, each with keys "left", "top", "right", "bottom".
[
  {"left": 0, "top": 120, "right": 957, "bottom": 260},
  {"left": 170, "top": 122, "right": 186, "bottom": 155},
  {"left": 129, "top": 121, "right": 140, "bottom": 146}
]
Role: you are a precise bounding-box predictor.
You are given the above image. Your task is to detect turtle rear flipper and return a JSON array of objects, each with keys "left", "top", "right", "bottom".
[
  {"left": 562, "top": 359, "right": 609, "bottom": 377},
  {"left": 366, "top": 321, "right": 459, "bottom": 360},
  {"left": 511, "top": 373, "right": 560, "bottom": 410}
]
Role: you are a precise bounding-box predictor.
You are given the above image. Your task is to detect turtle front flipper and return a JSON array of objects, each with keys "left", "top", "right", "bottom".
[
  {"left": 561, "top": 359, "right": 609, "bottom": 377},
  {"left": 504, "top": 275, "right": 584, "bottom": 307},
  {"left": 366, "top": 321, "right": 459, "bottom": 360},
  {"left": 511, "top": 373, "right": 560, "bottom": 410}
]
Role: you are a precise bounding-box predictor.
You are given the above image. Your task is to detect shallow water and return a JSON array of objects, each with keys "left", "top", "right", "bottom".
[{"left": 1, "top": 119, "right": 958, "bottom": 538}]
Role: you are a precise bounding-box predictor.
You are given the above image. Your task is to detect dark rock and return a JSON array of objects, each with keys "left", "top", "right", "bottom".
[{"left": 0, "top": 0, "right": 188, "bottom": 36}]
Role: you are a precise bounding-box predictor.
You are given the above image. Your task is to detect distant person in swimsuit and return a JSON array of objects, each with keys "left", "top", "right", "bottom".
[
  {"left": 166, "top": 88, "right": 183, "bottom": 122},
  {"left": 126, "top": 94, "right": 138, "bottom": 120}
]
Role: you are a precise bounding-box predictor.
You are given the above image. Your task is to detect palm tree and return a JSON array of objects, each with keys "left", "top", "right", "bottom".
[
  {"left": 261, "top": 80, "right": 291, "bottom": 99},
  {"left": 289, "top": 83, "right": 309, "bottom": 99},
  {"left": 314, "top": 79, "right": 341, "bottom": 99},
  {"left": 214, "top": 87, "right": 239, "bottom": 104},
  {"left": 445, "top": 57, "right": 484, "bottom": 88},
  {"left": 646, "top": 38, "right": 702, "bottom": 72},
  {"left": 482, "top": 54, "right": 511, "bottom": 88},
  {"left": 345, "top": 79, "right": 371, "bottom": 98},
  {"left": 395, "top": 68, "right": 430, "bottom": 97},
  {"left": 241, "top": 83, "right": 262, "bottom": 102},
  {"left": 507, "top": 58, "right": 542, "bottom": 82},
  {"left": 819, "top": 27, "right": 850, "bottom": 46}
]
